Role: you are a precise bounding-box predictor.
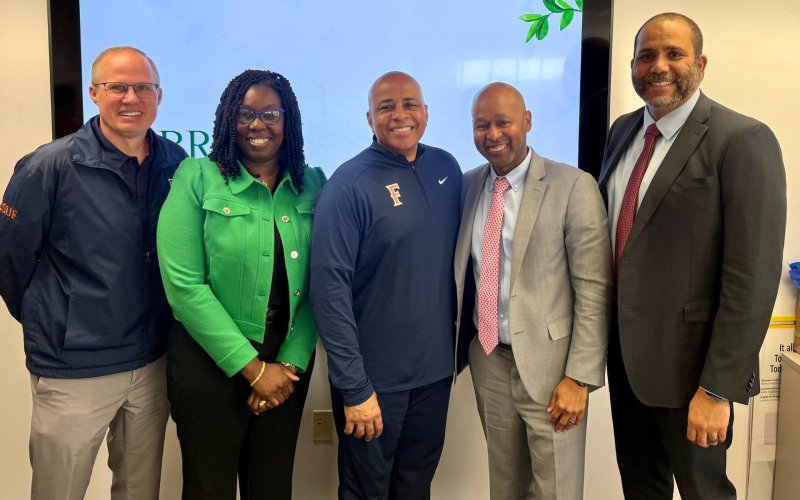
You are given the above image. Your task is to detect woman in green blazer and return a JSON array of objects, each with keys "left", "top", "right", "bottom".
[{"left": 157, "top": 69, "right": 324, "bottom": 500}]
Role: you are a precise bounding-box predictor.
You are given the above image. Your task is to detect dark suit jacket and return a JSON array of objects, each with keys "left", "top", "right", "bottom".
[{"left": 598, "top": 92, "right": 786, "bottom": 407}]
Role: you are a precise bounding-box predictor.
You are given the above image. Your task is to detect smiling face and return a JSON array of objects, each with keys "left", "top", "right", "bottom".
[
  {"left": 632, "top": 17, "right": 706, "bottom": 120},
  {"left": 367, "top": 72, "right": 428, "bottom": 162},
  {"left": 471, "top": 83, "right": 531, "bottom": 176},
  {"left": 88, "top": 49, "right": 161, "bottom": 146},
  {"left": 235, "top": 84, "right": 284, "bottom": 175}
]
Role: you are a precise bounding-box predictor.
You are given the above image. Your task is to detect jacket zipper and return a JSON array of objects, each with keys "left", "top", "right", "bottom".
[{"left": 410, "top": 163, "right": 431, "bottom": 209}]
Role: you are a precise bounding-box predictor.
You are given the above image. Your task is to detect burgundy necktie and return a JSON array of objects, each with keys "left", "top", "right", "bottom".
[
  {"left": 615, "top": 123, "right": 661, "bottom": 272},
  {"left": 478, "top": 176, "right": 511, "bottom": 355}
]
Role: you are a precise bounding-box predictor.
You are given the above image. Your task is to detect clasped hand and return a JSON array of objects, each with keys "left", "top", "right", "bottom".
[{"left": 246, "top": 363, "right": 300, "bottom": 415}]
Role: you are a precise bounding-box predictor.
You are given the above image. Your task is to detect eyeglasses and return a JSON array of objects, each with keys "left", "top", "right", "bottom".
[
  {"left": 94, "top": 82, "right": 160, "bottom": 99},
  {"left": 237, "top": 107, "right": 285, "bottom": 125}
]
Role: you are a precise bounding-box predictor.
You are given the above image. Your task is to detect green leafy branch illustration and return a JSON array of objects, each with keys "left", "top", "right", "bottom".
[{"left": 520, "top": 0, "right": 583, "bottom": 42}]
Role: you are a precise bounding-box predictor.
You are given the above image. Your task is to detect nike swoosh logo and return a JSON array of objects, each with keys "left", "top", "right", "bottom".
[{"left": 438, "top": 177, "right": 448, "bottom": 185}]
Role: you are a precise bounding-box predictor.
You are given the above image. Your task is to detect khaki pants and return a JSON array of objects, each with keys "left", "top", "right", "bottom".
[{"left": 29, "top": 356, "right": 169, "bottom": 500}]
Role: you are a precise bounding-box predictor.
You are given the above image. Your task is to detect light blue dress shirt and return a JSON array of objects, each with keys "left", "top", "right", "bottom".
[{"left": 470, "top": 148, "right": 533, "bottom": 345}]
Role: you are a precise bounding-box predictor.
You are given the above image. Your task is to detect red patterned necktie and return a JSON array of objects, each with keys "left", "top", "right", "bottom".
[
  {"left": 478, "top": 176, "right": 511, "bottom": 355},
  {"left": 615, "top": 123, "right": 661, "bottom": 272}
]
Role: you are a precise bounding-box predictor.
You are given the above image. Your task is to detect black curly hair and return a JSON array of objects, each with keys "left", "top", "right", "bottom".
[{"left": 209, "top": 69, "right": 306, "bottom": 191}]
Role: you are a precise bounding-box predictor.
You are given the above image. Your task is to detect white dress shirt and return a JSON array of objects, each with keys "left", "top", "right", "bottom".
[
  {"left": 471, "top": 148, "right": 533, "bottom": 345},
  {"left": 607, "top": 90, "right": 701, "bottom": 258}
]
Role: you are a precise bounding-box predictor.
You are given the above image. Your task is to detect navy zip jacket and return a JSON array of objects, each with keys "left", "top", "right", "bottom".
[
  {"left": 310, "top": 139, "right": 462, "bottom": 406},
  {"left": 0, "top": 117, "right": 186, "bottom": 378}
]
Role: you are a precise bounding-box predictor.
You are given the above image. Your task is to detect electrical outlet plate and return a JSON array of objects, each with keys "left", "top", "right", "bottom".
[{"left": 312, "top": 409, "right": 334, "bottom": 442}]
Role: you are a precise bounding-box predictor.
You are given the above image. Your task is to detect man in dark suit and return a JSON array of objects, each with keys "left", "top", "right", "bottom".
[{"left": 598, "top": 12, "right": 787, "bottom": 500}]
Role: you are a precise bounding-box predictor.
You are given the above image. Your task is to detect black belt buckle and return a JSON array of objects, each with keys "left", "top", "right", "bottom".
[{"left": 265, "top": 307, "right": 281, "bottom": 325}]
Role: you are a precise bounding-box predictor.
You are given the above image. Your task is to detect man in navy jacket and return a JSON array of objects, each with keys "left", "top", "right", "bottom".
[
  {"left": 311, "top": 72, "right": 462, "bottom": 499},
  {"left": 0, "top": 46, "right": 185, "bottom": 499}
]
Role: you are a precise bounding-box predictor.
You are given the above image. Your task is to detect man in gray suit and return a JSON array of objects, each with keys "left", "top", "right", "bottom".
[
  {"left": 599, "top": 13, "right": 787, "bottom": 499},
  {"left": 454, "top": 82, "right": 612, "bottom": 499}
]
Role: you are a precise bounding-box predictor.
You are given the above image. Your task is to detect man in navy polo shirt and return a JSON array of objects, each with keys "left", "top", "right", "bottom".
[{"left": 311, "top": 71, "right": 462, "bottom": 499}]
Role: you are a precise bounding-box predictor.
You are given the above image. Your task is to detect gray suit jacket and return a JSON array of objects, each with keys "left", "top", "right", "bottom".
[
  {"left": 454, "top": 150, "right": 612, "bottom": 403},
  {"left": 598, "top": 92, "right": 787, "bottom": 406}
]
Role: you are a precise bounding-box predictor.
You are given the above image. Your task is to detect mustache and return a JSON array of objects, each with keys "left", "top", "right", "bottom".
[{"left": 643, "top": 72, "right": 677, "bottom": 83}]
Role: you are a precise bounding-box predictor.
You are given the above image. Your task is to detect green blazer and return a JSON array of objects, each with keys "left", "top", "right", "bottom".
[{"left": 157, "top": 156, "right": 325, "bottom": 376}]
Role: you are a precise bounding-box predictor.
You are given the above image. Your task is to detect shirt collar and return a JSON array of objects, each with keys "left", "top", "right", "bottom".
[
  {"left": 644, "top": 89, "right": 701, "bottom": 141},
  {"left": 369, "top": 135, "right": 426, "bottom": 164},
  {"left": 90, "top": 116, "right": 154, "bottom": 167},
  {"left": 486, "top": 147, "right": 532, "bottom": 193},
  {"left": 227, "top": 162, "right": 297, "bottom": 195}
]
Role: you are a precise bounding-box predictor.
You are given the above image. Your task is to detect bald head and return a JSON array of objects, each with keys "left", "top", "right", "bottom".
[
  {"left": 472, "top": 82, "right": 526, "bottom": 115},
  {"left": 471, "top": 82, "right": 531, "bottom": 176},
  {"left": 366, "top": 71, "right": 428, "bottom": 162},
  {"left": 368, "top": 72, "right": 424, "bottom": 108},
  {"left": 91, "top": 46, "right": 160, "bottom": 85}
]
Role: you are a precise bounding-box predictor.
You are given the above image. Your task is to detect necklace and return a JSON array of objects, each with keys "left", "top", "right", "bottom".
[{"left": 255, "top": 171, "right": 279, "bottom": 189}]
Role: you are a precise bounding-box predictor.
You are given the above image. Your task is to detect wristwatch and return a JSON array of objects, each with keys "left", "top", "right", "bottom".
[
  {"left": 280, "top": 362, "right": 297, "bottom": 370},
  {"left": 704, "top": 389, "right": 727, "bottom": 403},
  {"left": 570, "top": 377, "right": 589, "bottom": 388}
]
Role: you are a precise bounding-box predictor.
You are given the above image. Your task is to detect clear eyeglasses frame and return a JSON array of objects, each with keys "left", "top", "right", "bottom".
[{"left": 94, "top": 82, "right": 160, "bottom": 99}]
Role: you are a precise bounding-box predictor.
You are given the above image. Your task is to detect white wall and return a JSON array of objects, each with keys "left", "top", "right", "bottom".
[
  {"left": 0, "top": 0, "right": 52, "bottom": 498},
  {"left": 1, "top": 0, "right": 797, "bottom": 498}
]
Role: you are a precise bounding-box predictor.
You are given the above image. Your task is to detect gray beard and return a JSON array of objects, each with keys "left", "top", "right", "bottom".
[{"left": 633, "top": 68, "right": 702, "bottom": 110}]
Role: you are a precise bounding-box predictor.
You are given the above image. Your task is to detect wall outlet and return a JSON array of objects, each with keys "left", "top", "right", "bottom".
[{"left": 312, "top": 409, "right": 334, "bottom": 442}]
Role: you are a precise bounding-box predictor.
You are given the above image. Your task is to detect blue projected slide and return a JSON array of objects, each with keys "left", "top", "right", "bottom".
[{"left": 80, "top": 0, "right": 583, "bottom": 172}]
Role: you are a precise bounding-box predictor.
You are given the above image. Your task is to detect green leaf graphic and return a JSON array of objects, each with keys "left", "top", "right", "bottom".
[
  {"left": 543, "top": 0, "right": 564, "bottom": 13},
  {"left": 526, "top": 20, "right": 540, "bottom": 42},
  {"left": 560, "top": 9, "right": 574, "bottom": 30},
  {"left": 520, "top": 0, "right": 582, "bottom": 42},
  {"left": 536, "top": 16, "right": 550, "bottom": 40}
]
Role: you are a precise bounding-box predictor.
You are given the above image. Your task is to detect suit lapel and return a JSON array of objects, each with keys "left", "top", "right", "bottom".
[
  {"left": 626, "top": 95, "right": 711, "bottom": 246},
  {"left": 509, "top": 152, "right": 546, "bottom": 293},
  {"left": 454, "top": 164, "right": 489, "bottom": 289},
  {"left": 598, "top": 114, "right": 642, "bottom": 190}
]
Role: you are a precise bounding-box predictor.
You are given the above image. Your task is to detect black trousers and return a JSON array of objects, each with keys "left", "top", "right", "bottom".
[
  {"left": 330, "top": 377, "right": 452, "bottom": 500},
  {"left": 167, "top": 315, "right": 314, "bottom": 500},
  {"left": 607, "top": 324, "right": 735, "bottom": 500}
]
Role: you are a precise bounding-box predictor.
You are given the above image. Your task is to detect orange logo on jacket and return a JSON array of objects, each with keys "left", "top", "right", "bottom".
[
  {"left": 0, "top": 202, "right": 17, "bottom": 220},
  {"left": 385, "top": 183, "right": 402, "bottom": 207}
]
